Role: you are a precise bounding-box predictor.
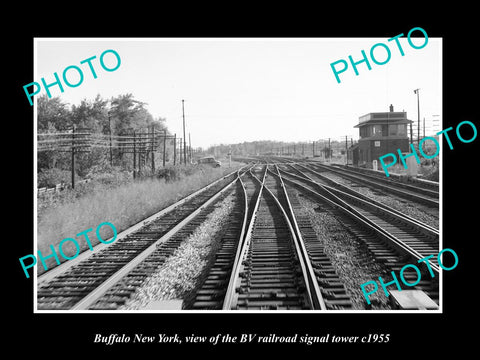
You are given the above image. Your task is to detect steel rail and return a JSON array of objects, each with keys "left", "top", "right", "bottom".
[
  {"left": 224, "top": 166, "right": 326, "bottom": 310},
  {"left": 332, "top": 163, "right": 439, "bottom": 191},
  {"left": 268, "top": 165, "right": 327, "bottom": 310},
  {"left": 259, "top": 174, "right": 317, "bottom": 309},
  {"left": 222, "top": 167, "right": 267, "bottom": 310},
  {"left": 221, "top": 171, "right": 250, "bottom": 310},
  {"left": 279, "top": 173, "right": 440, "bottom": 276},
  {"left": 307, "top": 162, "right": 439, "bottom": 207},
  {"left": 37, "top": 166, "right": 248, "bottom": 286},
  {"left": 37, "top": 166, "right": 250, "bottom": 311},
  {"left": 283, "top": 163, "right": 439, "bottom": 237},
  {"left": 70, "top": 173, "right": 243, "bottom": 310}
]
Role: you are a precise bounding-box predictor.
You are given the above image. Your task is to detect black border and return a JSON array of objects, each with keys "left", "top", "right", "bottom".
[{"left": 11, "top": 9, "right": 477, "bottom": 354}]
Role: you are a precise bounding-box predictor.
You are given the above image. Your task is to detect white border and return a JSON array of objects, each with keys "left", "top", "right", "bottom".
[{"left": 33, "top": 37, "right": 443, "bottom": 314}]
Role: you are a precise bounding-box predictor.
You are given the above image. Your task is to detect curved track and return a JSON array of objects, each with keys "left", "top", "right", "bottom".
[
  {"left": 37, "top": 156, "right": 440, "bottom": 311},
  {"left": 275, "top": 164, "right": 439, "bottom": 304}
]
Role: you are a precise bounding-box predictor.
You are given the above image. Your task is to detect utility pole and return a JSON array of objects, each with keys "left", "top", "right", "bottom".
[
  {"left": 410, "top": 122, "right": 413, "bottom": 145},
  {"left": 312, "top": 141, "right": 315, "bottom": 157},
  {"left": 108, "top": 112, "right": 113, "bottom": 167},
  {"left": 151, "top": 126, "right": 155, "bottom": 173},
  {"left": 133, "top": 130, "right": 136, "bottom": 179},
  {"left": 182, "top": 99, "right": 187, "bottom": 165},
  {"left": 179, "top": 138, "right": 183, "bottom": 166},
  {"left": 414, "top": 88, "right": 420, "bottom": 143},
  {"left": 345, "top": 135, "right": 348, "bottom": 165},
  {"left": 173, "top": 133, "right": 177, "bottom": 165},
  {"left": 163, "top": 129, "right": 167, "bottom": 167},
  {"left": 328, "top": 138, "right": 331, "bottom": 162},
  {"left": 138, "top": 131, "right": 142, "bottom": 175},
  {"left": 71, "top": 125, "right": 75, "bottom": 189},
  {"left": 189, "top": 132, "right": 192, "bottom": 164}
]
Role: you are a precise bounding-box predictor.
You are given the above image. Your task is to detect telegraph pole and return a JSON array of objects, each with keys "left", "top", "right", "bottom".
[
  {"left": 71, "top": 125, "right": 75, "bottom": 189},
  {"left": 133, "top": 130, "right": 136, "bottom": 179},
  {"left": 182, "top": 99, "right": 187, "bottom": 165},
  {"left": 328, "top": 138, "right": 331, "bottom": 162},
  {"left": 151, "top": 126, "right": 155, "bottom": 172},
  {"left": 179, "top": 138, "right": 183, "bottom": 165},
  {"left": 189, "top": 132, "right": 192, "bottom": 164},
  {"left": 108, "top": 112, "right": 113, "bottom": 167},
  {"left": 414, "top": 88, "right": 420, "bottom": 143},
  {"left": 345, "top": 135, "right": 348, "bottom": 165},
  {"left": 173, "top": 133, "right": 177, "bottom": 165}
]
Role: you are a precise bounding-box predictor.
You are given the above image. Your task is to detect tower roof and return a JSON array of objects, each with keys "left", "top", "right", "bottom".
[{"left": 354, "top": 112, "right": 413, "bottom": 128}]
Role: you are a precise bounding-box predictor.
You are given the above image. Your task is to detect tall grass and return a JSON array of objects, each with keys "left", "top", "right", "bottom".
[{"left": 36, "top": 163, "right": 243, "bottom": 273}]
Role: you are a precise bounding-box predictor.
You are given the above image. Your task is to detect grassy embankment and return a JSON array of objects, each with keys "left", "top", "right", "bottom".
[{"left": 36, "top": 162, "right": 244, "bottom": 274}]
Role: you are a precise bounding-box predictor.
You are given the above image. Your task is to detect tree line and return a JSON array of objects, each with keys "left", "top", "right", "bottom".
[{"left": 37, "top": 93, "right": 170, "bottom": 186}]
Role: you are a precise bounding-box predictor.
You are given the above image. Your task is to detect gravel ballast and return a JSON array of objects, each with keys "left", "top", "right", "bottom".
[
  {"left": 288, "top": 187, "right": 393, "bottom": 310},
  {"left": 319, "top": 172, "right": 439, "bottom": 229},
  {"left": 119, "top": 192, "right": 237, "bottom": 310}
]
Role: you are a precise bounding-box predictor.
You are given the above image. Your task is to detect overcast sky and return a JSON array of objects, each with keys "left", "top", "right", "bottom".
[{"left": 35, "top": 37, "right": 441, "bottom": 148}]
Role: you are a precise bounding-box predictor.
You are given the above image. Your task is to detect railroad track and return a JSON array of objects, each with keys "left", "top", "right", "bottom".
[
  {"left": 218, "top": 166, "right": 352, "bottom": 310},
  {"left": 332, "top": 163, "right": 439, "bottom": 192},
  {"left": 36, "top": 168, "right": 246, "bottom": 310},
  {"left": 37, "top": 154, "right": 440, "bottom": 311},
  {"left": 185, "top": 177, "right": 252, "bottom": 309},
  {"left": 225, "top": 167, "right": 318, "bottom": 310},
  {"left": 276, "top": 165, "right": 439, "bottom": 304},
  {"left": 282, "top": 163, "right": 438, "bottom": 233},
  {"left": 305, "top": 161, "right": 439, "bottom": 208}
]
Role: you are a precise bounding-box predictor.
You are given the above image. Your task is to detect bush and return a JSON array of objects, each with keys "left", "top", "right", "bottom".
[
  {"left": 38, "top": 168, "right": 73, "bottom": 188},
  {"left": 36, "top": 163, "right": 242, "bottom": 274},
  {"left": 422, "top": 167, "right": 439, "bottom": 182},
  {"left": 155, "top": 164, "right": 208, "bottom": 182},
  {"left": 86, "top": 164, "right": 131, "bottom": 187}
]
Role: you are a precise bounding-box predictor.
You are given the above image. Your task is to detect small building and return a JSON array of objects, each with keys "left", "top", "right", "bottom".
[{"left": 352, "top": 105, "right": 413, "bottom": 167}]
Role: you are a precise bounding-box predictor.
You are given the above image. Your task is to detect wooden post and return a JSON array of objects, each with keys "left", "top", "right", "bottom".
[
  {"left": 108, "top": 113, "right": 113, "bottom": 166},
  {"left": 179, "top": 138, "right": 182, "bottom": 166},
  {"left": 71, "top": 125, "right": 75, "bottom": 189},
  {"left": 345, "top": 135, "right": 348, "bottom": 165},
  {"left": 173, "top": 133, "right": 177, "bottom": 165},
  {"left": 188, "top": 132, "right": 191, "bottom": 164},
  {"left": 133, "top": 130, "right": 136, "bottom": 179},
  {"left": 151, "top": 126, "right": 155, "bottom": 173},
  {"left": 182, "top": 100, "right": 187, "bottom": 165},
  {"left": 163, "top": 129, "right": 167, "bottom": 167}
]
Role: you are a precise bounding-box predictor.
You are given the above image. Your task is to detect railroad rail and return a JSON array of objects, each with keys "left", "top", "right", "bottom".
[
  {"left": 36, "top": 167, "right": 247, "bottom": 310},
  {"left": 37, "top": 155, "right": 440, "bottom": 311},
  {"left": 332, "top": 163, "right": 439, "bottom": 191},
  {"left": 223, "top": 167, "right": 318, "bottom": 309},
  {"left": 275, "top": 165, "right": 439, "bottom": 303},
  {"left": 218, "top": 166, "right": 352, "bottom": 310},
  {"left": 281, "top": 163, "right": 438, "bottom": 235},
  {"left": 305, "top": 162, "right": 439, "bottom": 208}
]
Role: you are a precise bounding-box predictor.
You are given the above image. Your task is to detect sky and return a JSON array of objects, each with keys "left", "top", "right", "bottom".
[{"left": 35, "top": 37, "right": 442, "bottom": 149}]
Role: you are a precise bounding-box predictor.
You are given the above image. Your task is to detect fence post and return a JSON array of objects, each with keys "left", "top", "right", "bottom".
[
  {"left": 71, "top": 125, "right": 75, "bottom": 189},
  {"left": 151, "top": 125, "right": 155, "bottom": 173},
  {"left": 163, "top": 130, "right": 167, "bottom": 167},
  {"left": 173, "top": 133, "right": 177, "bottom": 166},
  {"left": 133, "top": 130, "right": 136, "bottom": 179}
]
